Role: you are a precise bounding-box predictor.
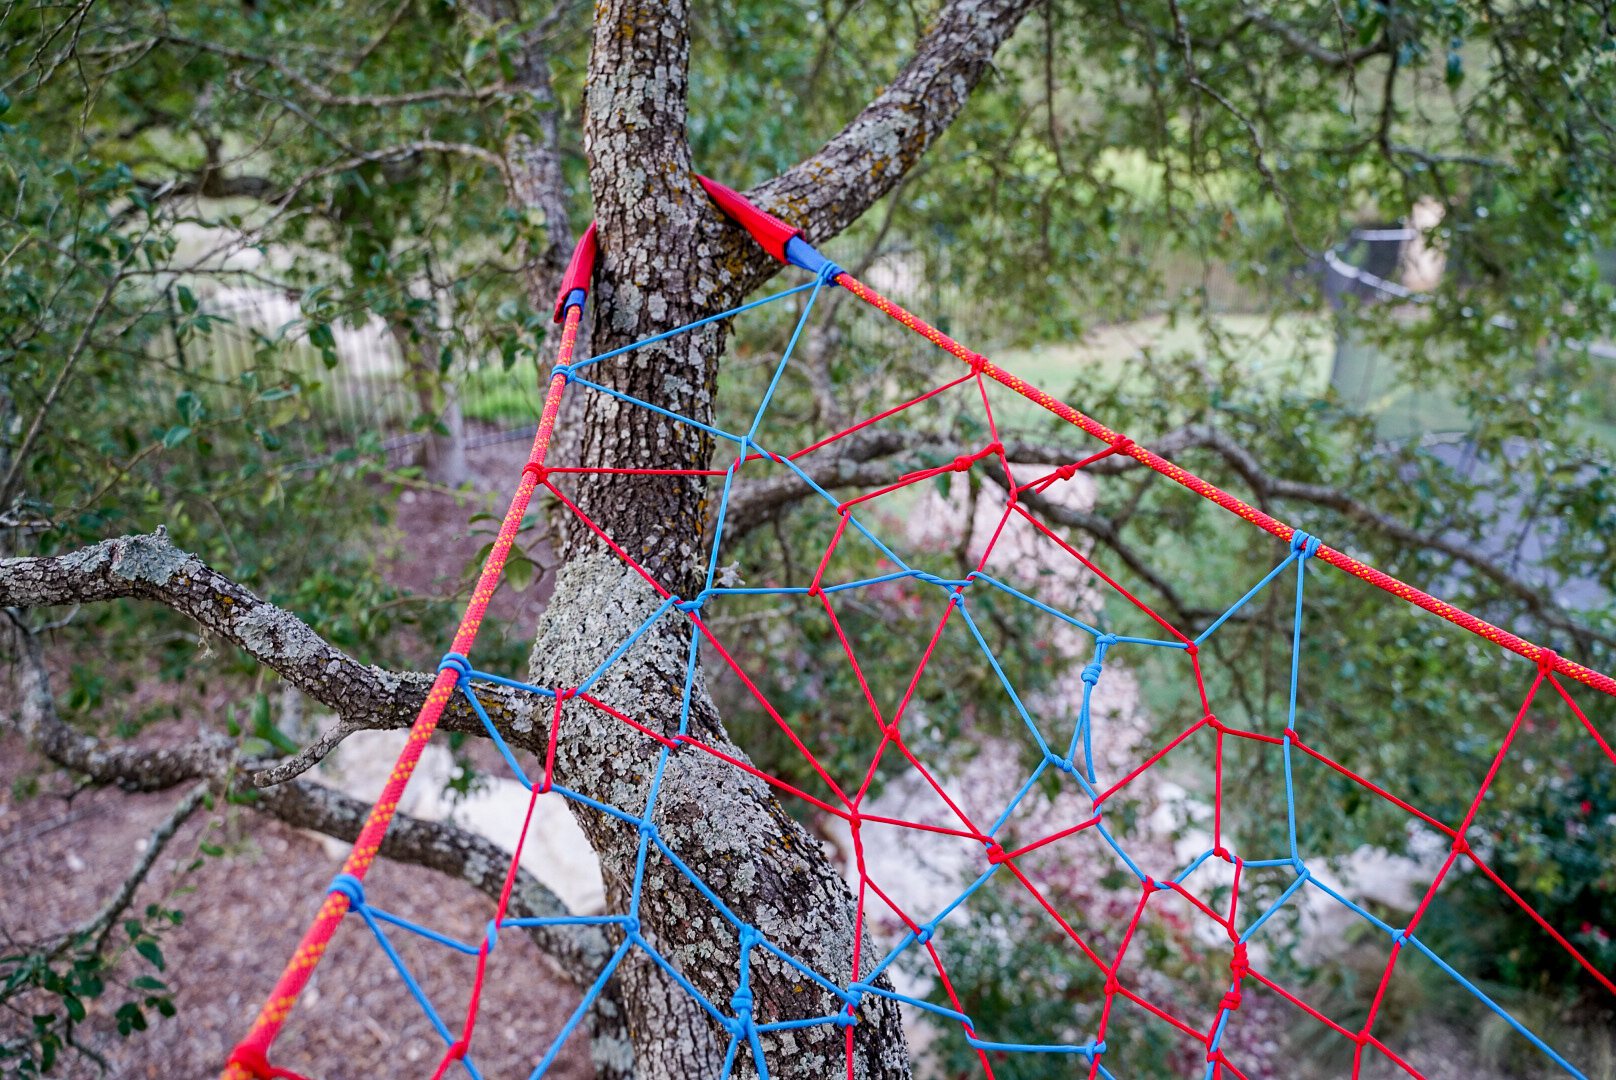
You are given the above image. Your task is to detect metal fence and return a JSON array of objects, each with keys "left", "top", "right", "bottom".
[{"left": 170, "top": 287, "right": 549, "bottom": 456}]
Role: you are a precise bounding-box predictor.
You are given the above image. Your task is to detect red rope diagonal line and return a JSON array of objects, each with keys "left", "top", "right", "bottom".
[
  {"left": 1352, "top": 672, "right": 1546, "bottom": 1077},
  {"left": 221, "top": 304, "right": 587, "bottom": 1080},
  {"left": 831, "top": 271, "right": 1616, "bottom": 701}
]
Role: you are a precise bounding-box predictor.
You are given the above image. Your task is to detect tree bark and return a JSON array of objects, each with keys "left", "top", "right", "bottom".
[{"left": 505, "top": 2, "right": 1046, "bottom": 1076}]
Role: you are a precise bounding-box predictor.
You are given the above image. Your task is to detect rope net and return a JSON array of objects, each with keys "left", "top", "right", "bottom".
[{"left": 225, "top": 196, "right": 1616, "bottom": 1080}]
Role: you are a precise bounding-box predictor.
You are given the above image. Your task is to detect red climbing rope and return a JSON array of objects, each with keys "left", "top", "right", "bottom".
[{"left": 222, "top": 242, "right": 594, "bottom": 1080}]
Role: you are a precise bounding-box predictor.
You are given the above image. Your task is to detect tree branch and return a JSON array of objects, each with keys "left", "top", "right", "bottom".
[
  {"left": 0, "top": 530, "right": 548, "bottom": 743},
  {"left": 1238, "top": 7, "right": 1388, "bottom": 68},
  {"left": 158, "top": 36, "right": 512, "bottom": 108},
  {"left": 741, "top": 0, "right": 1041, "bottom": 280}
]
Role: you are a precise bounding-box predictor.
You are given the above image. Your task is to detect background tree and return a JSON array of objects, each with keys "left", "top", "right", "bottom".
[{"left": 2, "top": 1, "right": 1614, "bottom": 1078}]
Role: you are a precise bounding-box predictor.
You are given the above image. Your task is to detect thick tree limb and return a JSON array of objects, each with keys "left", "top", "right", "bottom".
[
  {"left": 747, "top": 0, "right": 1042, "bottom": 275},
  {"left": 0, "top": 530, "right": 547, "bottom": 745}
]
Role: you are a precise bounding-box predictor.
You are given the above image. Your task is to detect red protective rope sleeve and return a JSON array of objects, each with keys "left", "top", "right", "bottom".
[
  {"left": 553, "top": 222, "right": 598, "bottom": 323},
  {"left": 695, "top": 174, "right": 801, "bottom": 263}
]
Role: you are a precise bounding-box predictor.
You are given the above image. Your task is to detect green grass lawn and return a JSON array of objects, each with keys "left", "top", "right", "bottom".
[{"left": 985, "top": 312, "right": 1337, "bottom": 428}]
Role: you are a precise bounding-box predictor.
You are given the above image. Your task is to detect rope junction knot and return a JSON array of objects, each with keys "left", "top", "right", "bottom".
[
  {"left": 326, "top": 873, "right": 365, "bottom": 908},
  {"left": 1230, "top": 942, "right": 1250, "bottom": 981}
]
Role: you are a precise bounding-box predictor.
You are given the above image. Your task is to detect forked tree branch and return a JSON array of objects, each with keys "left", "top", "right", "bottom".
[{"left": 733, "top": 0, "right": 1042, "bottom": 290}]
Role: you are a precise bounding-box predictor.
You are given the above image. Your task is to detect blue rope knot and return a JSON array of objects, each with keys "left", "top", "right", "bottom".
[
  {"left": 817, "top": 259, "right": 845, "bottom": 285},
  {"left": 914, "top": 926, "right": 934, "bottom": 945},
  {"left": 636, "top": 818, "right": 658, "bottom": 839},
  {"left": 736, "top": 926, "right": 761, "bottom": 951},
  {"left": 1089, "top": 1040, "right": 1107, "bottom": 1057},
  {"left": 1095, "top": 633, "right": 1119, "bottom": 648},
  {"left": 729, "top": 987, "right": 754, "bottom": 1016},
  {"left": 1291, "top": 859, "right": 1312, "bottom": 882},
  {"left": 1047, "top": 752, "right": 1074, "bottom": 774},
  {"left": 1391, "top": 928, "right": 1411, "bottom": 947},
  {"left": 1080, "top": 661, "right": 1103, "bottom": 686},
  {"left": 484, "top": 918, "right": 501, "bottom": 951},
  {"left": 1290, "top": 531, "right": 1322, "bottom": 558},
  {"left": 327, "top": 872, "right": 365, "bottom": 908},
  {"left": 675, "top": 593, "right": 707, "bottom": 614},
  {"left": 549, "top": 362, "right": 574, "bottom": 384},
  {"left": 438, "top": 652, "right": 472, "bottom": 679},
  {"left": 622, "top": 917, "right": 641, "bottom": 937}
]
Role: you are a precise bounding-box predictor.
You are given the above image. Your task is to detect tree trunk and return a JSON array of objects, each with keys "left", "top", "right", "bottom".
[{"left": 519, "top": 5, "right": 912, "bottom": 1079}]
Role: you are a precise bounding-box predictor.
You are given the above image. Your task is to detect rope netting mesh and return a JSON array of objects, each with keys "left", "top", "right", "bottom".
[{"left": 225, "top": 187, "right": 1616, "bottom": 1080}]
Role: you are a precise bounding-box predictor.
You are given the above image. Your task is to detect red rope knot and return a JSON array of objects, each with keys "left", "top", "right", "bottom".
[
  {"left": 445, "top": 1038, "right": 471, "bottom": 1062},
  {"left": 1283, "top": 727, "right": 1299, "bottom": 743},
  {"left": 521, "top": 462, "right": 548, "bottom": 484},
  {"left": 951, "top": 455, "right": 975, "bottom": 472},
  {"left": 1183, "top": 643, "right": 1198, "bottom": 658},
  {"left": 984, "top": 840, "right": 1010, "bottom": 865},
  {"left": 1055, "top": 462, "right": 1081, "bottom": 482},
  {"left": 1219, "top": 988, "right": 1243, "bottom": 1013},
  {"left": 1536, "top": 647, "right": 1559, "bottom": 675},
  {"left": 1450, "top": 833, "right": 1471, "bottom": 855},
  {"left": 1111, "top": 436, "right": 1134, "bottom": 456},
  {"left": 1103, "top": 973, "right": 1121, "bottom": 995},
  {"left": 1229, "top": 942, "right": 1250, "bottom": 981},
  {"left": 1203, "top": 713, "right": 1224, "bottom": 734},
  {"left": 1212, "top": 844, "right": 1231, "bottom": 861}
]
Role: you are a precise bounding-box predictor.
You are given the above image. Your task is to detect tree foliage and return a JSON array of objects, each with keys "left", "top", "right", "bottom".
[{"left": 3, "top": 0, "right": 1615, "bottom": 1074}]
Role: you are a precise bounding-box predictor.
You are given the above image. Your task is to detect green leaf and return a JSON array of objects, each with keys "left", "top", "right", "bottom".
[
  {"left": 174, "top": 285, "right": 197, "bottom": 314},
  {"left": 162, "top": 425, "right": 191, "bottom": 448},
  {"left": 134, "top": 940, "right": 165, "bottom": 972},
  {"left": 504, "top": 555, "right": 535, "bottom": 593}
]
